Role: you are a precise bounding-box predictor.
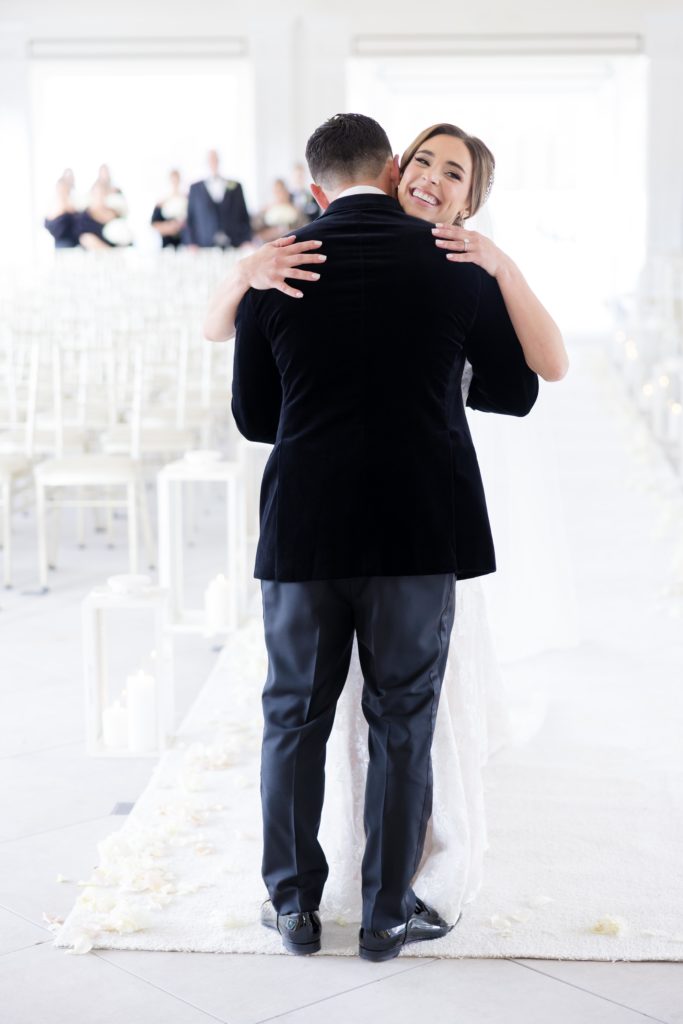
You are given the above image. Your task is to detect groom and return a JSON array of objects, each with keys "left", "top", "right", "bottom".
[{"left": 231, "top": 113, "right": 538, "bottom": 961}]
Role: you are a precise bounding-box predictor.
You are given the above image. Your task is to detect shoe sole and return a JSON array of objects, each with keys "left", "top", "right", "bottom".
[
  {"left": 359, "top": 917, "right": 458, "bottom": 963},
  {"left": 282, "top": 937, "right": 321, "bottom": 955},
  {"left": 358, "top": 942, "right": 402, "bottom": 962}
]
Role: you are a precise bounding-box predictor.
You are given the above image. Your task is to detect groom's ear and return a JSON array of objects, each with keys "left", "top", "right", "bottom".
[
  {"left": 310, "top": 183, "right": 330, "bottom": 211},
  {"left": 389, "top": 155, "right": 400, "bottom": 195}
]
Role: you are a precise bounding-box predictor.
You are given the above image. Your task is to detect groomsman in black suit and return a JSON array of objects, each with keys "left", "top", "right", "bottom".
[{"left": 185, "top": 149, "right": 252, "bottom": 249}]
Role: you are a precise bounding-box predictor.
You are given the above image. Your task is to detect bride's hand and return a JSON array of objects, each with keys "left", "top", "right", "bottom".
[
  {"left": 240, "top": 235, "right": 327, "bottom": 299},
  {"left": 431, "top": 224, "right": 505, "bottom": 278}
]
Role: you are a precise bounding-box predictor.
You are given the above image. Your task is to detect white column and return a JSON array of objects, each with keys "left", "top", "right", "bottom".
[
  {"left": 247, "top": 14, "right": 351, "bottom": 202},
  {"left": 645, "top": 13, "right": 683, "bottom": 255},
  {"left": 248, "top": 15, "right": 297, "bottom": 206},
  {"left": 0, "top": 24, "right": 33, "bottom": 265},
  {"left": 292, "top": 14, "right": 351, "bottom": 159}
]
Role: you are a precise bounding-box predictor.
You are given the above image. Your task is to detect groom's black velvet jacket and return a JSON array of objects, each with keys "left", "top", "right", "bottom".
[{"left": 232, "top": 194, "right": 539, "bottom": 581}]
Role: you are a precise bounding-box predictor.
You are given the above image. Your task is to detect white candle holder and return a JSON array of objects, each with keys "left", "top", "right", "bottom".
[
  {"left": 157, "top": 454, "right": 248, "bottom": 635},
  {"left": 82, "top": 576, "right": 174, "bottom": 757}
]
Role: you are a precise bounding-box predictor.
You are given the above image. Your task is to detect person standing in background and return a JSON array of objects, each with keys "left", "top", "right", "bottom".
[
  {"left": 44, "top": 174, "right": 78, "bottom": 248},
  {"left": 151, "top": 169, "right": 188, "bottom": 249},
  {"left": 90, "top": 163, "right": 128, "bottom": 218},
  {"left": 252, "top": 178, "right": 301, "bottom": 243},
  {"left": 290, "top": 161, "right": 320, "bottom": 223},
  {"left": 185, "top": 149, "right": 252, "bottom": 250},
  {"left": 75, "top": 181, "right": 132, "bottom": 249}
]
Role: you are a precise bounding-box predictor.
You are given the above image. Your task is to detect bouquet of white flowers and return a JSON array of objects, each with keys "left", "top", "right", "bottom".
[
  {"left": 161, "top": 195, "right": 188, "bottom": 222},
  {"left": 102, "top": 217, "right": 134, "bottom": 246}
]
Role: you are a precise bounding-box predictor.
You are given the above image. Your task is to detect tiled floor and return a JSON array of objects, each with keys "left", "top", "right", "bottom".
[{"left": 1, "top": 339, "right": 682, "bottom": 1023}]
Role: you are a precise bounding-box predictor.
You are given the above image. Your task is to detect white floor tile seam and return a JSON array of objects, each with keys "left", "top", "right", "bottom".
[
  {"left": 90, "top": 950, "right": 241, "bottom": 1024},
  {"left": 0, "top": 740, "right": 82, "bottom": 763},
  {"left": 255, "top": 957, "right": 674, "bottom": 1024},
  {"left": 0, "top": 814, "right": 114, "bottom": 848},
  {"left": 0, "top": 900, "right": 53, "bottom": 937},
  {"left": 508, "top": 959, "right": 674, "bottom": 1024},
  {"left": 248, "top": 957, "right": 441, "bottom": 1024},
  {"left": 0, "top": 939, "right": 53, "bottom": 959},
  {"left": 94, "top": 948, "right": 442, "bottom": 1018}
]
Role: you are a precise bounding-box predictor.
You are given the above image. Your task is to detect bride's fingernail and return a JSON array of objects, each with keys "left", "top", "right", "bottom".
[
  {"left": 318, "top": 255, "right": 327, "bottom": 261},
  {"left": 311, "top": 273, "right": 320, "bottom": 280}
]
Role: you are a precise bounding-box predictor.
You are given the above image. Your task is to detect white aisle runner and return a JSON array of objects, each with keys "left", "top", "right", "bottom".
[{"left": 55, "top": 343, "right": 683, "bottom": 959}]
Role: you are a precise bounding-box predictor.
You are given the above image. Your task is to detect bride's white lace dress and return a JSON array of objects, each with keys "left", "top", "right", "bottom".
[
  {"left": 317, "top": 321, "right": 578, "bottom": 925},
  {"left": 317, "top": 364, "right": 510, "bottom": 924}
]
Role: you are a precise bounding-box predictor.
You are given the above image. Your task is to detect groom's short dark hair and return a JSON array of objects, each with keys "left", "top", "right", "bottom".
[{"left": 305, "top": 113, "right": 392, "bottom": 188}]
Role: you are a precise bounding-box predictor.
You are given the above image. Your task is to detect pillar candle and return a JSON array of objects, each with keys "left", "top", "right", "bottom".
[
  {"left": 126, "top": 669, "right": 157, "bottom": 754},
  {"left": 102, "top": 699, "right": 128, "bottom": 749},
  {"left": 204, "top": 574, "right": 232, "bottom": 635}
]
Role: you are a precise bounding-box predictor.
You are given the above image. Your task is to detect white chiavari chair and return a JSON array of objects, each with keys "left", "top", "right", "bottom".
[
  {"left": 33, "top": 344, "right": 154, "bottom": 591},
  {"left": 0, "top": 341, "right": 39, "bottom": 587}
]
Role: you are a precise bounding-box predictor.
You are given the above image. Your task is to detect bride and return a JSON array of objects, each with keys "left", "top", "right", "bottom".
[{"left": 204, "top": 122, "right": 568, "bottom": 923}]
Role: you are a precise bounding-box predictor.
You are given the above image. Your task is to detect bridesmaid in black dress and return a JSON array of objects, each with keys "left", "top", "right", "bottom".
[
  {"left": 44, "top": 177, "right": 78, "bottom": 248},
  {"left": 74, "top": 181, "right": 121, "bottom": 249},
  {"left": 151, "top": 169, "right": 187, "bottom": 249}
]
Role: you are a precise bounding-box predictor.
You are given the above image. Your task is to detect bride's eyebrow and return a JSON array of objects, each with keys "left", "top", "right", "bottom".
[{"left": 416, "top": 148, "right": 467, "bottom": 176}]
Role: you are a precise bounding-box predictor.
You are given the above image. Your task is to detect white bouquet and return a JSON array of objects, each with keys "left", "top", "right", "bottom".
[
  {"left": 264, "top": 202, "right": 298, "bottom": 229},
  {"left": 102, "top": 217, "right": 134, "bottom": 246},
  {"left": 161, "top": 195, "right": 188, "bottom": 222}
]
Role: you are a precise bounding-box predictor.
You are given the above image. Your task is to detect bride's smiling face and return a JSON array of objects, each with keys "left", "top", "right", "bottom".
[{"left": 398, "top": 134, "right": 472, "bottom": 225}]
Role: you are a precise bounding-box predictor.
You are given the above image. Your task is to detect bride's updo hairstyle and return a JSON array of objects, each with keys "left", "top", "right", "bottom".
[
  {"left": 400, "top": 123, "right": 495, "bottom": 227},
  {"left": 306, "top": 112, "right": 393, "bottom": 191}
]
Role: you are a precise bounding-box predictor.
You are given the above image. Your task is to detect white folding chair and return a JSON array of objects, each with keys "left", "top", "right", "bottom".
[
  {"left": 34, "top": 344, "right": 154, "bottom": 590},
  {"left": 0, "top": 341, "right": 39, "bottom": 587}
]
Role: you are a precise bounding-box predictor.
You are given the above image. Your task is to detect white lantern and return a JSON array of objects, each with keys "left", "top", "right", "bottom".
[
  {"left": 82, "top": 575, "right": 174, "bottom": 757},
  {"left": 157, "top": 453, "right": 248, "bottom": 635}
]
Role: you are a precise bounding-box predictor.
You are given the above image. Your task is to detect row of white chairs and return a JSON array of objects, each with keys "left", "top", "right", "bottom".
[
  {"left": 612, "top": 253, "right": 683, "bottom": 475},
  {"left": 0, "top": 248, "right": 256, "bottom": 588},
  {"left": 0, "top": 332, "right": 236, "bottom": 589}
]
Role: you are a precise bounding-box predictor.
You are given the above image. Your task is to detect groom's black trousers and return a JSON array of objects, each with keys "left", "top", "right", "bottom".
[{"left": 260, "top": 573, "right": 456, "bottom": 931}]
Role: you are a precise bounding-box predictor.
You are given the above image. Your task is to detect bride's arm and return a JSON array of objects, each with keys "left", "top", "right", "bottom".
[
  {"left": 432, "top": 224, "right": 568, "bottom": 382},
  {"left": 203, "top": 235, "right": 326, "bottom": 342}
]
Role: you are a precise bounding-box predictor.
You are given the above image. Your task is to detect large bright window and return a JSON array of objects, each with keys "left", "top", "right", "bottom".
[
  {"left": 348, "top": 55, "right": 647, "bottom": 334},
  {"left": 30, "top": 56, "right": 255, "bottom": 253}
]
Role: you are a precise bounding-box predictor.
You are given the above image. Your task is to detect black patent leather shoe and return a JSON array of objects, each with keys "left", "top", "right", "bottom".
[
  {"left": 359, "top": 897, "right": 459, "bottom": 962},
  {"left": 260, "top": 899, "right": 322, "bottom": 955}
]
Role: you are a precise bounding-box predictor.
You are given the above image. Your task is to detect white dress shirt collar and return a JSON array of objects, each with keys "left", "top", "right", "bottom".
[
  {"left": 335, "top": 185, "right": 389, "bottom": 199},
  {"left": 205, "top": 176, "right": 227, "bottom": 203}
]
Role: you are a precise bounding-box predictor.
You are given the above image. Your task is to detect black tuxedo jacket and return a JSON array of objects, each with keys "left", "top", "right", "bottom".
[
  {"left": 184, "top": 179, "right": 251, "bottom": 248},
  {"left": 232, "top": 194, "right": 538, "bottom": 581}
]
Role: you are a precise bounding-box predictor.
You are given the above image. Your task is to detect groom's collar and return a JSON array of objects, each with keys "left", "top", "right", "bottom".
[
  {"left": 335, "top": 185, "right": 388, "bottom": 199},
  {"left": 321, "top": 191, "right": 401, "bottom": 217}
]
